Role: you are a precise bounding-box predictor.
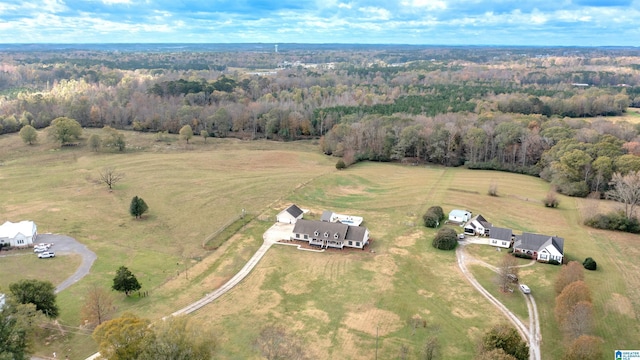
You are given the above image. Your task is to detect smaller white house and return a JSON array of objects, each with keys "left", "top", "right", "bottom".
[
  {"left": 276, "top": 204, "right": 304, "bottom": 224},
  {"left": 464, "top": 215, "right": 491, "bottom": 236},
  {"left": 488, "top": 227, "right": 513, "bottom": 248},
  {"left": 449, "top": 209, "right": 472, "bottom": 224},
  {"left": 0, "top": 220, "right": 37, "bottom": 248}
]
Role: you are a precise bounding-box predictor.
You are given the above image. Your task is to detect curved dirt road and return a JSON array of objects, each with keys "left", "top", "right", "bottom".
[
  {"left": 170, "top": 222, "right": 293, "bottom": 316},
  {"left": 456, "top": 242, "right": 541, "bottom": 360}
]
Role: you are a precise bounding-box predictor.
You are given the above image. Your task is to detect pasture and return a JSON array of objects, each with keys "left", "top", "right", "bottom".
[{"left": 0, "top": 129, "right": 638, "bottom": 359}]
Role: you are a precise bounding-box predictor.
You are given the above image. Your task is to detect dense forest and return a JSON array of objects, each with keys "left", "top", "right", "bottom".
[{"left": 2, "top": 45, "right": 640, "bottom": 197}]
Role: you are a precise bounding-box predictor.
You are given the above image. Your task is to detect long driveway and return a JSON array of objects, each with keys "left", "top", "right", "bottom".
[
  {"left": 170, "top": 222, "right": 293, "bottom": 316},
  {"left": 456, "top": 241, "right": 541, "bottom": 360}
]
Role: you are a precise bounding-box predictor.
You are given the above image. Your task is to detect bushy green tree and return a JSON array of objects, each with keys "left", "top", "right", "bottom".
[
  {"left": 179, "top": 125, "right": 193, "bottom": 143},
  {"left": 583, "top": 257, "right": 597, "bottom": 271},
  {"left": 47, "top": 117, "right": 82, "bottom": 145},
  {"left": 129, "top": 196, "right": 149, "bottom": 219},
  {"left": 102, "top": 126, "right": 126, "bottom": 151},
  {"left": 9, "top": 279, "right": 59, "bottom": 318},
  {"left": 19, "top": 125, "right": 38, "bottom": 145},
  {"left": 336, "top": 159, "right": 346, "bottom": 170},
  {"left": 112, "top": 266, "right": 141, "bottom": 296},
  {"left": 480, "top": 323, "right": 529, "bottom": 360},
  {"left": 93, "top": 312, "right": 151, "bottom": 360},
  {"left": 139, "top": 317, "right": 217, "bottom": 360},
  {"left": 88, "top": 133, "right": 101, "bottom": 152},
  {"left": 432, "top": 227, "right": 458, "bottom": 250},
  {"left": 423, "top": 206, "right": 445, "bottom": 228}
]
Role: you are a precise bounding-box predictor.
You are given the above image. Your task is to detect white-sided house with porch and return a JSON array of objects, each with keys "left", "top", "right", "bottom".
[
  {"left": 513, "top": 232, "right": 564, "bottom": 263},
  {"left": 291, "top": 219, "right": 369, "bottom": 249},
  {"left": 0, "top": 220, "right": 37, "bottom": 248},
  {"left": 276, "top": 204, "right": 304, "bottom": 224},
  {"left": 448, "top": 209, "right": 472, "bottom": 224},
  {"left": 464, "top": 214, "right": 492, "bottom": 236},
  {"left": 488, "top": 227, "right": 513, "bottom": 248}
]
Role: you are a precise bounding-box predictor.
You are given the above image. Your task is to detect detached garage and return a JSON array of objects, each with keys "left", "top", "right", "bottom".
[
  {"left": 276, "top": 204, "right": 304, "bottom": 224},
  {"left": 0, "top": 220, "right": 38, "bottom": 248}
]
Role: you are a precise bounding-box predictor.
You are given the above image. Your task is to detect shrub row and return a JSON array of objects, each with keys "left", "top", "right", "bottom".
[{"left": 584, "top": 211, "right": 640, "bottom": 233}]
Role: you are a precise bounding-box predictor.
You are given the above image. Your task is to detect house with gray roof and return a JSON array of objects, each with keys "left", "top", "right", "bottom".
[
  {"left": 291, "top": 219, "right": 369, "bottom": 249},
  {"left": 513, "top": 232, "right": 564, "bottom": 263},
  {"left": 488, "top": 227, "right": 513, "bottom": 248}
]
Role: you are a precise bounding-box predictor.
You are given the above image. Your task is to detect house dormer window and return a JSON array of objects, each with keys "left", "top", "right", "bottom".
[
  {"left": 334, "top": 233, "right": 339, "bottom": 239},
  {"left": 324, "top": 232, "right": 329, "bottom": 237},
  {"left": 314, "top": 231, "right": 319, "bottom": 236}
]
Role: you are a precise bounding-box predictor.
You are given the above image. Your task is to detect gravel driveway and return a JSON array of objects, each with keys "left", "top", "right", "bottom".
[{"left": 36, "top": 233, "right": 97, "bottom": 293}]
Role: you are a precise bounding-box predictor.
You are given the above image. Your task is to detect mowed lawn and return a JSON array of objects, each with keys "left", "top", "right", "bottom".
[{"left": 1, "top": 130, "right": 638, "bottom": 359}]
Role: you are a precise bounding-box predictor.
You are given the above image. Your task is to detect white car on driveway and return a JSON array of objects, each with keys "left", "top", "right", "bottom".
[
  {"left": 519, "top": 284, "right": 531, "bottom": 294},
  {"left": 38, "top": 251, "right": 55, "bottom": 259}
]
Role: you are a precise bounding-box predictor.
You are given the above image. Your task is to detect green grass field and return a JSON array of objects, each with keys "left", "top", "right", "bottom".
[{"left": 1, "top": 129, "right": 638, "bottom": 359}]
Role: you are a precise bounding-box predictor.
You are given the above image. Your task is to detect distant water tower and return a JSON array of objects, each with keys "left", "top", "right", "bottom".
[{"left": 275, "top": 44, "right": 278, "bottom": 53}]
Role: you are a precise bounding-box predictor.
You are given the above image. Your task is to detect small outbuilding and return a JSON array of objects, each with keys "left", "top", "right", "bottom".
[
  {"left": 0, "top": 220, "right": 38, "bottom": 248},
  {"left": 276, "top": 204, "right": 304, "bottom": 224},
  {"left": 449, "top": 209, "right": 472, "bottom": 224}
]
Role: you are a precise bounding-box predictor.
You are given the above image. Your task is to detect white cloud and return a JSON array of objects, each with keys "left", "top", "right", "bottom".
[
  {"left": 102, "top": 0, "right": 131, "bottom": 4},
  {"left": 358, "top": 6, "right": 391, "bottom": 20},
  {"left": 401, "top": 0, "right": 447, "bottom": 11}
]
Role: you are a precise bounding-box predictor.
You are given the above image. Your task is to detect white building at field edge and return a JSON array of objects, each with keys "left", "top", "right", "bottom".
[{"left": 0, "top": 221, "right": 37, "bottom": 247}]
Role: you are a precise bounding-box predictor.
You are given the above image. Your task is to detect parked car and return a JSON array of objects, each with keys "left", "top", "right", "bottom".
[
  {"left": 458, "top": 233, "right": 465, "bottom": 239},
  {"left": 38, "top": 251, "right": 55, "bottom": 259},
  {"left": 507, "top": 273, "right": 518, "bottom": 283},
  {"left": 33, "top": 247, "right": 46, "bottom": 253},
  {"left": 519, "top": 284, "right": 531, "bottom": 294}
]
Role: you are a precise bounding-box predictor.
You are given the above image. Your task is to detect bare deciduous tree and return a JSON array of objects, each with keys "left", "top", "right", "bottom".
[
  {"left": 99, "top": 167, "right": 124, "bottom": 190},
  {"left": 80, "top": 284, "right": 116, "bottom": 328},
  {"left": 421, "top": 336, "right": 440, "bottom": 360},
  {"left": 606, "top": 171, "right": 640, "bottom": 219},
  {"left": 496, "top": 254, "right": 519, "bottom": 293},
  {"left": 554, "top": 261, "right": 584, "bottom": 295},
  {"left": 561, "top": 300, "right": 593, "bottom": 341},
  {"left": 254, "top": 324, "right": 308, "bottom": 360}
]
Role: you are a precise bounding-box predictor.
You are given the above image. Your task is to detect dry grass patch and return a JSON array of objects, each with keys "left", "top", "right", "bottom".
[
  {"left": 336, "top": 185, "right": 367, "bottom": 196},
  {"left": 282, "top": 271, "right": 314, "bottom": 295},
  {"left": 606, "top": 293, "right": 636, "bottom": 318},
  {"left": 452, "top": 307, "right": 478, "bottom": 319},
  {"left": 389, "top": 247, "right": 410, "bottom": 256},
  {"left": 394, "top": 230, "right": 421, "bottom": 247},
  {"left": 417, "top": 289, "right": 434, "bottom": 298},
  {"left": 300, "top": 306, "right": 331, "bottom": 324},
  {"left": 343, "top": 307, "right": 403, "bottom": 336}
]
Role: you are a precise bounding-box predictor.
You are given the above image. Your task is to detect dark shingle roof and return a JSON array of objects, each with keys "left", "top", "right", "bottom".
[
  {"left": 292, "top": 219, "right": 367, "bottom": 242},
  {"left": 321, "top": 210, "right": 334, "bottom": 222},
  {"left": 285, "top": 204, "right": 303, "bottom": 218},
  {"left": 514, "top": 232, "right": 564, "bottom": 254},
  {"left": 489, "top": 227, "right": 512, "bottom": 241}
]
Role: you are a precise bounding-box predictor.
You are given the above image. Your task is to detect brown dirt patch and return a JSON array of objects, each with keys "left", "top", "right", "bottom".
[
  {"left": 394, "top": 230, "right": 421, "bottom": 247},
  {"left": 343, "top": 307, "right": 402, "bottom": 336},
  {"left": 606, "top": 293, "right": 636, "bottom": 318}
]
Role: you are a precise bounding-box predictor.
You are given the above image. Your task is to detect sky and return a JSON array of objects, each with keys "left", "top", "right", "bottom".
[{"left": 0, "top": 0, "right": 638, "bottom": 46}]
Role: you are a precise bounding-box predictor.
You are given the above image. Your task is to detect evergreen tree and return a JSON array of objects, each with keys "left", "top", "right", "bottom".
[
  {"left": 129, "top": 196, "right": 149, "bottom": 219},
  {"left": 112, "top": 266, "right": 141, "bottom": 296}
]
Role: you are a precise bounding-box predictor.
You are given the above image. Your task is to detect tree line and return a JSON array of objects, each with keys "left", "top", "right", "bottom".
[{"left": 2, "top": 47, "right": 640, "bottom": 201}]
